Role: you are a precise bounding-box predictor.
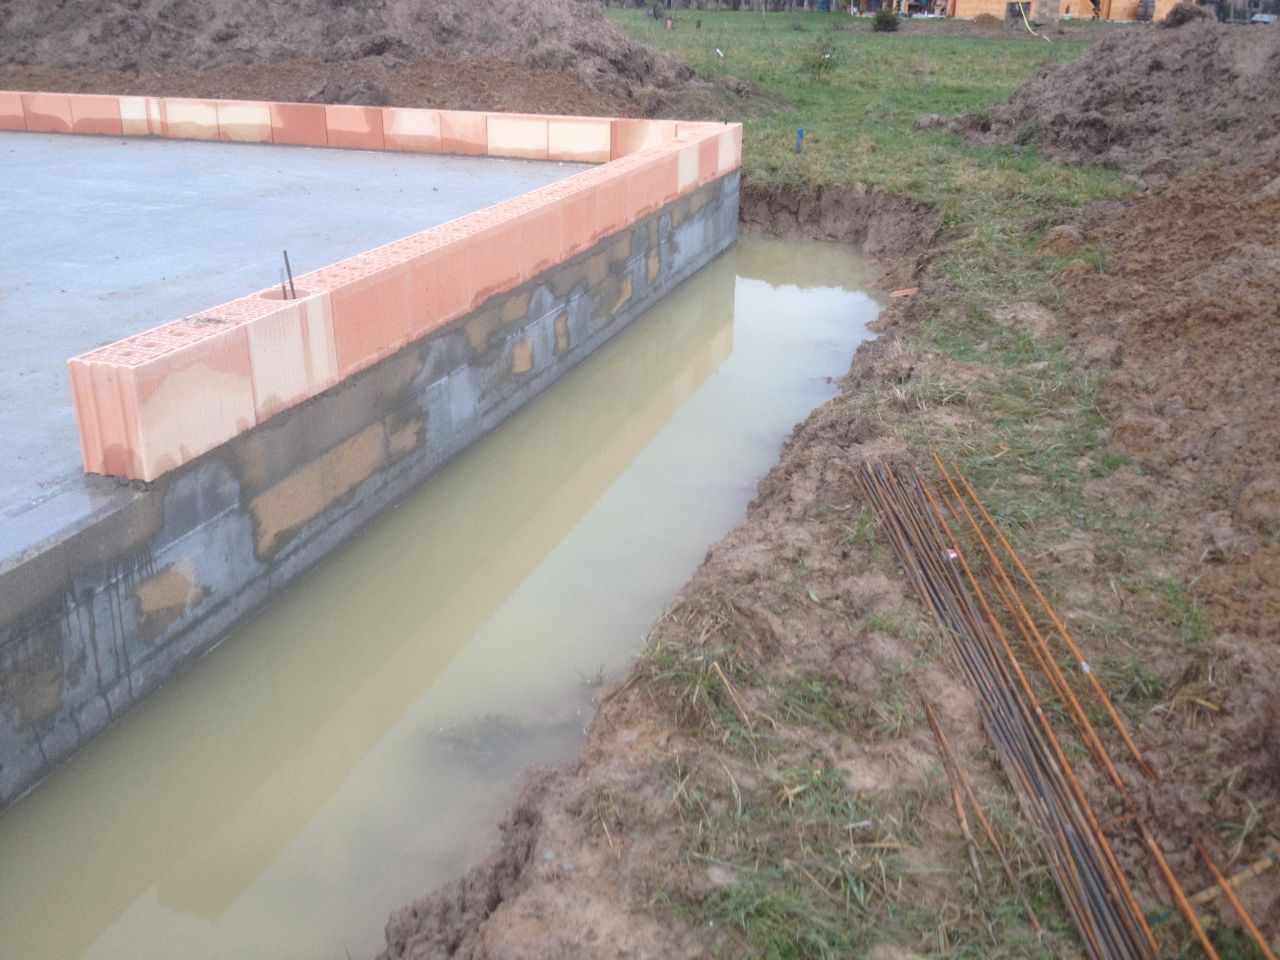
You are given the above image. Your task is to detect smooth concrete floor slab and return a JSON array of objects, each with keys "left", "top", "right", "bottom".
[{"left": 0, "top": 131, "right": 588, "bottom": 561}]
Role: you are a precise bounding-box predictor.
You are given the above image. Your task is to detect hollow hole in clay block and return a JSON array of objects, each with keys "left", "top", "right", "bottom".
[{"left": 257, "top": 288, "right": 312, "bottom": 302}]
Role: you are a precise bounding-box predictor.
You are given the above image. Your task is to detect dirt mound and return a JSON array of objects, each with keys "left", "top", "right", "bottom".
[
  {"left": 0, "top": 57, "right": 640, "bottom": 117},
  {"left": 1047, "top": 158, "right": 1280, "bottom": 912},
  {"left": 964, "top": 20, "right": 1280, "bottom": 176},
  {"left": 0, "top": 0, "right": 710, "bottom": 110}
]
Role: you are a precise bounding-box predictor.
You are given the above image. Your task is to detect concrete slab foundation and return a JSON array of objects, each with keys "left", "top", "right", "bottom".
[{"left": 0, "top": 132, "right": 585, "bottom": 542}]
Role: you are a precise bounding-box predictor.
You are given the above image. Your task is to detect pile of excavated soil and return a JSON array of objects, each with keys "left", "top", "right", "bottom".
[
  {"left": 963, "top": 18, "right": 1280, "bottom": 177},
  {"left": 0, "top": 0, "right": 692, "bottom": 100},
  {"left": 0, "top": 0, "right": 781, "bottom": 117},
  {"left": 1030, "top": 154, "right": 1280, "bottom": 925},
  {"left": 0, "top": 58, "right": 641, "bottom": 117}
]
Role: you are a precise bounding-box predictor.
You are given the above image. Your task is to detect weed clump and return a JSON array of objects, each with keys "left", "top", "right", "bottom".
[{"left": 872, "top": 8, "right": 900, "bottom": 31}]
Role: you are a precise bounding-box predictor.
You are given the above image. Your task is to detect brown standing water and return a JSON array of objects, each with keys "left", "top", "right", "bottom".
[{"left": 0, "top": 237, "right": 880, "bottom": 960}]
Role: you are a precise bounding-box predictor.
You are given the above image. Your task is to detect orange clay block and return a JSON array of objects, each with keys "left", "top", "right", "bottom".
[
  {"left": 383, "top": 107, "right": 442, "bottom": 153},
  {"left": 486, "top": 114, "right": 549, "bottom": 160},
  {"left": 68, "top": 359, "right": 134, "bottom": 477},
  {"left": 717, "top": 127, "right": 738, "bottom": 176},
  {"left": 66, "top": 94, "right": 123, "bottom": 136},
  {"left": 21, "top": 93, "right": 73, "bottom": 134},
  {"left": 594, "top": 165, "right": 632, "bottom": 241},
  {"left": 270, "top": 101, "right": 328, "bottom": 147},
  {"left": 404, "top": 229, "right": 475, "bottom": 338},
  {"left": 548, "top": 117, "right": 611, "bottom": 164},
  {"left": 610, "top": 119, "right": 676, "bottom": 159},
  {"left": 162, "top": 99, "right": 220, "bottom": 140},
  {"left": 216, "top": 100, "right": 273, "bottom": 143},
  {"left": 675, "top": 121, "right": 723, "bottom": 140},
  {"left": 519, "top": 200, "right": 566, "bottom": 276},
  {"left": 70, "top": 320, "right": 257, "bottom": 481},
  {"left": 119, "top": 96, "right": 160, "bottom": 137},
  {"left": 325, "top": 104, "right": 385, "bottom": 151},
  {"left": 0, "top": 91, "right": 26, "bottom": 131},
  {"left": 556, "top": 179, "right": 601, "bottom": 256},
  {"left": 698, "top": 136, "right": 719, "bottom": 184},
  {"left": 676, "top": 139, "right": 700, "bottom": 195},
  {"left": 467, "top": 211, "right": 525, "bottom": 307},
  {"left": 624, "top": 156, "right": 662, "bottom": 221},
  {"left": 241, "top": 292, "right": 340, "bottom": 420},
  {"left": 439, "top": 111, "right": 487, "bottom": 156},
  {"left": 304, "top": 257, "right": 412, "bottom": 377},
  {"left": 652, "top": 148, "right": 681, "bottom": 207}
]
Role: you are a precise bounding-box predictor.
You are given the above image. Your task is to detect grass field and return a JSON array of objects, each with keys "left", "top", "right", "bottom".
[{"left": 611, "top": 9, "right": 1129, "bottom": 303}]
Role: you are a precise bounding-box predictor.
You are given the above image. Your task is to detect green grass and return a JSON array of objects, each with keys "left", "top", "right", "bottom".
[{"left": 610, "top": 9, "right": 1128, "bottom": 302}]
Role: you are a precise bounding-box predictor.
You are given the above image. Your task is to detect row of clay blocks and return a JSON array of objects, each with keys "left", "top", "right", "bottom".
[{"left": 0, "top": 90, "right": 742, "bottom": 482}]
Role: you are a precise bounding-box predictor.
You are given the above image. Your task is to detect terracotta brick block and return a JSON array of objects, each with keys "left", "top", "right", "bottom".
[
  {"left": 626, "top": 158, "right": 662, "bottom": 221},
  {"left": 698, "top": 135, "right": 719, "bottom": 183},
  {"left": 383, "top": 107, "right": 442, "bottom": 153},
  {"left": 520, "top": 200, "right": 566, "bottom": 277},
  {"left": 675, "top": 121, "right": 720, "bottom": 140},
  {"left": 216, "top": 100, "right": 273, "bottom": 143},
  {"left": 307, "top": 258, "right": 412, "bottom": 377},
  {"left": 595, "top": 166, "right": 631, "bottom": 241},
  {"left": 270, "top": 101, "right": 328, "bottom": 147},
  {"left": 487, "top": 114, "right": 549, "bottom": 160},
  {"left": 611, "top": 119, "right": 676, "bottom": 159},
  {"left": 0, "top": 91, "right": 26, "bottom": 131},
  {"left": 68, "top": 359, "right": 128, "bottom": 477},
  {"left": 406, "top": 232, "right": 474, "bottom": 337},
  {"left": 163, "top": 99, "right": 220, "bottom": 140},
  {"left": 548, "top": 117, "right": 611, "bottom": 163},
  {"left": 325, "top": 104, "right": 385, "bottom": 151},
  {"left": 245, "top": 291, "right": 339, "bottom": 419},
  {"left": 717, "top": 127, "right": 738, "bottom": 176},
  {"left": 439, "top": 110, "right": 488, "bottom": 156},
  {"left": 70, "top": 319, "right": 257, "bottom": 481},
  {"left": 676, "top": 139, "right": 700, "bottom": 195},
  {"left": 468, "top": 212, "right": 525, "bottom": 307},
  {"left": 652, "top": 149, "right": 681, "bottom": 207},
  {"left": 67, "top": 94, "right": 123, "bottom": 136},
  {"left": 557, "top": 179, "right": 600, "bottom": 255},
  {"left": 21, "top": 93, "right": 73, "bottom": 134},
  {"left": 119, "top": 96, "right": 150, "bottom": 136}
]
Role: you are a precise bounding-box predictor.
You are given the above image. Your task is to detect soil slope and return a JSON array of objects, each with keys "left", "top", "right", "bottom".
[
  {"left": 966, "top": 18, "right": 1280, "bottom": 177},
  {"left": 0, "top": 0, "right": 783, "bottom": 118}
]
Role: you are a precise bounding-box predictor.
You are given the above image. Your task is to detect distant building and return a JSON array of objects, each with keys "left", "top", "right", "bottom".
[{"left": 950, "top": 0, "right": 1182, "bottom": 18}]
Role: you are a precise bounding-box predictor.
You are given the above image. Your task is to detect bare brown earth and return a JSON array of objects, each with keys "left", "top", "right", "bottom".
[
  {"left": 0, "top": 0, "right": 782, "bottom": 118},
  {"left": 963, "top": 16, "right": 1280, "bottom": 178}
]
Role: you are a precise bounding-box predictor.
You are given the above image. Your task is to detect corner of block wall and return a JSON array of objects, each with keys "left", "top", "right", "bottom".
[{"left": 40, "top": 97, "right": 742, "bottom": 483}]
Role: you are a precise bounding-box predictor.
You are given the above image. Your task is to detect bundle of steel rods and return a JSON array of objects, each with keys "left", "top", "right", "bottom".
[
  {"left": 859, "top": 460, "right": 1158, "bottom": 959},
  {"left": 858, "top": 459, "right": 1277, "bottom": 959}
]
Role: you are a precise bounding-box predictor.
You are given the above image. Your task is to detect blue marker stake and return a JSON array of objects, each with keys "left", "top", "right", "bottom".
[{"left": 796, "top": 128, "right": 805, "bottom": 154}]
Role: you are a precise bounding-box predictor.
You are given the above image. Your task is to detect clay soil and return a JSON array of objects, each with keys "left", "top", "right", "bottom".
[
  {"left": 0, "top": 0, "right": 781, "bottom": 118},
  {"left": 965, "top": 16, "right": 1280, "bottom": 178}
]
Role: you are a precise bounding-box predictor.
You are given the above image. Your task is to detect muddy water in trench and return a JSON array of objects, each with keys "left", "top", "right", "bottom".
[{"left": 0, "top": 236, "right": 880, "bottom": 960}]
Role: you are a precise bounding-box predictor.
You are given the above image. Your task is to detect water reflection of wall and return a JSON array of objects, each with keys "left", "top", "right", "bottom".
[{"left": 0, "top": 250, "right": 736, "bottom": 960}]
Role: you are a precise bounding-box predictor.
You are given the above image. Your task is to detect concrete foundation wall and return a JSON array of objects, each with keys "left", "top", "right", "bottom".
[{"left": 0, "top": 172, "right": 740, "bottom": 807}]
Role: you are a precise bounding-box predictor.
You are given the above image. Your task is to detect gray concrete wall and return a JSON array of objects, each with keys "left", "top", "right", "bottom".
[{"left": 0, "top": 171, "right": 739, "bottom": 808}]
